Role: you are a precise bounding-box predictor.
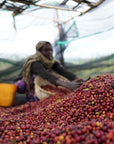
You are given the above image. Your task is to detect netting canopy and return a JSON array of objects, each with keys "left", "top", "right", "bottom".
[
  {"left": 0, "top": 0, "right": 114, "bottom": 82},
  {"left": 0, "top": 0, "right": 113, "bottom": 58}
]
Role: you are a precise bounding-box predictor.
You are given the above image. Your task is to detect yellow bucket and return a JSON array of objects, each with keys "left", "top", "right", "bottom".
[{"left": 0, "top": 83, "right": 17, "bottom": 107}]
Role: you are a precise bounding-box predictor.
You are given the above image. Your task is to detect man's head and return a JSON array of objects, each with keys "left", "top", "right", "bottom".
[{"left": 36, "top": 41, "right": 53, "bottom": 60}]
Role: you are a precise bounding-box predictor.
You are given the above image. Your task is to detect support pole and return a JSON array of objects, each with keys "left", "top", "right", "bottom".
[{"left": 56, "top": 9, "right": 64, "bottom": 65}]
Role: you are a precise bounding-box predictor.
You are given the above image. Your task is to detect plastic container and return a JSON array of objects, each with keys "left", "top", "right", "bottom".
[{"left": 0, "top": 83, "right": 17, "bottom": 107}]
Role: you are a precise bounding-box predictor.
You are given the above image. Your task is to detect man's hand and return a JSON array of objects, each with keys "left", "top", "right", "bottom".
[
  {"left": 56, "top": 79, "right": 82, "bottom": 91},
  {"left": 68, "top": 81, "right": 82, "bottom": 90}
]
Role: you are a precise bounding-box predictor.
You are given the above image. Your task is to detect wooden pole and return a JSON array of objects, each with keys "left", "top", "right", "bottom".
[
  {"left": 56, "top": 10, "right": 61, "bottom": 37},
  {"left": 56, "top": 9, "right": 64, "bottom": 65},
  {"left": 33, "top": 3, "right": 78, "bottom": 12},
  {"left": 63, "top": 0, "right": 105, "bottom": 24}
]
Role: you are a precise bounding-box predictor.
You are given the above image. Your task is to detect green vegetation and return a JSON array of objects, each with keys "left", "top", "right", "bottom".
[
  {"left": 74, "top": 65, "right": 114, "bottom": 79},
  {"left": 65, "top": 54, "right": 114, "bottom": 79}
]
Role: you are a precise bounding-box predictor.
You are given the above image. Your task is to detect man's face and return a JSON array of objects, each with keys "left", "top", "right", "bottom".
[{"left": 40, "top": 43, "right": 53, "bottom": 60}]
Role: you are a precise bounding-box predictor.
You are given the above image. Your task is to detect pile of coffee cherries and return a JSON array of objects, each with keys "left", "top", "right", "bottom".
[{"left": 0, "top": 74, "right": 114, "bottom": 144}]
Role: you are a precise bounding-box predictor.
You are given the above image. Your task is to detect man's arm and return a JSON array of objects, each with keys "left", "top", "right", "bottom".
[
  {"left": 52, "top": 62, "right": 76, "bottom": 81},
  {"left": 31, "top": 61, "right": 58, "bottom": 85},
  {"left": 31, "top": 61, "right": 82, "bottom": 90}
]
